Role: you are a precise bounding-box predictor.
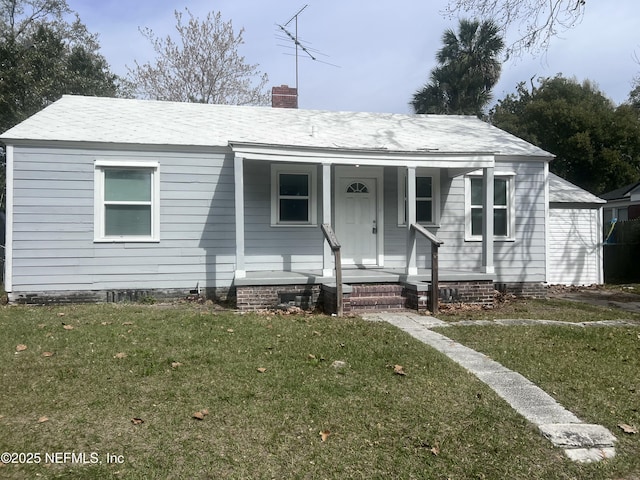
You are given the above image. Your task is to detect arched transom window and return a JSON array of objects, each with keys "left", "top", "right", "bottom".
[{"left": 346, "top": 182, "right": 369, "bottom": 193}]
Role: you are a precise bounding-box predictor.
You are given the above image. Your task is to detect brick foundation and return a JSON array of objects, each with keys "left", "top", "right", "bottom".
[
  {"left": 405, "top": 283, "right": 431, "bottom": 312},
  {"left": 9, "top": 281, "right": 546, "bottom": 309},
  {"left": 495, "top": 282, "right": 547, "bottom": 299},
  {"left": 9, "top": 287, "right": 234, "bottom": 305},
  {"left": 439, "top": 280, "right": 495, "bottom": 306},
  {"left": 236, "top": 284, "right": 321, "bottom": 311}
]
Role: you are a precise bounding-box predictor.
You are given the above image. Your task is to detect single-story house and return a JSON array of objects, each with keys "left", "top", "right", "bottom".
[
  {"left": 601, "top": 181, "right": 640, "bottom": 223},
  {"left": 0, "top": 95, "right": 602, "bottom": 310}
]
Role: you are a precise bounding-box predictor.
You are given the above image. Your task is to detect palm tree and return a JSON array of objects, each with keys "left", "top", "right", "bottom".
[{"left": 412, "top": 19, "right": 504, "bottom": 116}]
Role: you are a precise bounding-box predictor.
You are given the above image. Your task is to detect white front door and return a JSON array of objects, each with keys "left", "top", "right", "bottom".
[{"left": 335, "top": 177, "right": 378, "bottom": 266}]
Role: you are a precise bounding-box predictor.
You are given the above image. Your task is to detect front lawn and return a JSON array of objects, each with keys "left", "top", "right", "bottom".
[
  {"left": 0, "top": 303, "right": 637, "bottom": 478},
  {"left": 435, "top": 322, "right": 640, "bottom": 478}
]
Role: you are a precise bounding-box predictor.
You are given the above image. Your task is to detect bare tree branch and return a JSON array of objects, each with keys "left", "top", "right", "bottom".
[
  {"left": 444, "top": 0, "right": 586, "bottom": 58},
  {"left": 127, "top": 8, "right": 269, "bottom": 105}
]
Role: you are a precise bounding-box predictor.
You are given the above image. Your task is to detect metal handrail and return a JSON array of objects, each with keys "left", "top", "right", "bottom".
[
  {"left": 411, "top": 223, "right": 443, "bottom": 314},
  {"left": 321, "top": 224, "right": 343, "bottom": 316}
]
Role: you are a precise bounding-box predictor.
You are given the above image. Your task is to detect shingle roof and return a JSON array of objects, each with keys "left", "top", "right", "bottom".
[
  {"left": 0, "top": 95, "right": 553, "bottom": 158},
  {"left": 548, "top": 172, "right": 605, "bottom": 204},
  {"left": 600, "top": 181, "right": 640, "bottom": 201}
]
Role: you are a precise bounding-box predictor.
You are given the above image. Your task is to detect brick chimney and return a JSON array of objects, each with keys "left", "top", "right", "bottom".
[{"left": 271, "top": 84, "right": 298, "bottom": 108}]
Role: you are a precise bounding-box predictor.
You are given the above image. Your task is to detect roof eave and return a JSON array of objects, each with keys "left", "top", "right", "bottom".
[{"left": 229, "top": 141, "right": 498, "bottom": 168}]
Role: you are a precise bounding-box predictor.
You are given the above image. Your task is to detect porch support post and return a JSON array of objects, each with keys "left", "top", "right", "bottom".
[
  {"left": 234, "top": 155, "right": 246, "bottom": 278},
  {"left": 406, "top": 166, "right": 418, "bottom": 275},
  {"left": 482, "top": 166, "right": 495, "bottom": 274},
  {"left": 322, "top": 163, "right": 333, "bottom": 277}
]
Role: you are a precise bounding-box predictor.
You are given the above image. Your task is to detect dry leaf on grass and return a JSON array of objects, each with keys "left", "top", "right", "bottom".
[
  {"left": 257, "top": 367, "right": 267, "bottom": 373},
  {"left": 320, "top": 430, "right": 331, "bottom": 442},
  {"left": 16, "top": 344, "right": 27, "bottom": 352},
  {"left": 419, "top": 441, "right": 440, "bottom": 455},
  {"left": 62, "top": 324, "right": 74, "bottom": 330},
  {"left": 114, "top": 352, "right": 127, "bottom": 359},
  {"left": 331, "top": 360, "right": 346, "bottom": 369},
  {"left": 57, "top": 313, "right": 65, "bottom": 317},
  {"left": 393, "top": 364, "right": 407, "bottom": 376},
  {"left": 42, "top": 351, "right": 54, "bottom": 357},
  {"left": 38, "top": 416, "right": 49, "bottom": 423},
  {"left": 192, "top": 409, "right": 209, "bottom": 420},
  {"left": 131, "top": 418, "right": 144, "bottom": 425},
  {"left": 618, "top": 423, "right": 638, "bottom": 434}
]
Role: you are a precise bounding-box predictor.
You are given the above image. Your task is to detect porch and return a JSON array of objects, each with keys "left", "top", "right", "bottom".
[
  {"left": 234, "top": 267, "right": 496, "bottom": 314},
  {"left": 230, "top": 142, "right": 504, "bottom": 313},
  {"left": 234, "top": 266, "right": 494, "bottom": 285}
]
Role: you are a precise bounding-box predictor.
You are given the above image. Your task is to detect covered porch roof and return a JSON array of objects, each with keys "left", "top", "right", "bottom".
[{"left": 229, "top": 141, "right": 497, "bottom": 171}]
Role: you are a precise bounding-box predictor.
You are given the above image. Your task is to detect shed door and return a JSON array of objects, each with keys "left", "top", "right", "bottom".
[
  {"left": 548, "top": 208, "right": 601, "bottom": 285},
  {"left": 335, "top": 178, "right": 378, "bottom": 265}
]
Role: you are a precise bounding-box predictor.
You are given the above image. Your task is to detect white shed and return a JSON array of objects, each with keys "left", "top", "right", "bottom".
[{"left": 547, "top": 173, "right": 605, "bottom": 285}]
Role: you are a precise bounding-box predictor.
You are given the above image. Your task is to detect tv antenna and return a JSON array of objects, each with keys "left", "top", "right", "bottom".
[{"left": 275, "top": 5, "right": 338, "bottom": 97}]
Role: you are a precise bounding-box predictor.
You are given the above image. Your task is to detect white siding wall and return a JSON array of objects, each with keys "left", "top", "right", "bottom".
[
  {"left": 383, "top": 161, "right": 547, "bottom": 282},
  {"left": 382, "top": 167, "right": 433, "bottom": 269},
  {"left": 243, "top": 160, "right": 324, "bottom": 272},
  {"left": 10, "top": 147, "right": 549, "bottom": 294},
  {"left": 10, "top": 145, "right": 236, "bottom": 293},
  {"left": 439, "top": 161, "right": 547, "bottom": 282},
  {"left": 548, "top": 207, "right": 601, "bottom": 285}
]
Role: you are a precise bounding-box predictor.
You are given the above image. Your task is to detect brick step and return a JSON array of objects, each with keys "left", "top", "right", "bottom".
[
  {"left": 350, "top": 284, "right": 405, "bottom": 297},
  {"left": 349, "top": 295, "right": 407, "bottom": 308}
]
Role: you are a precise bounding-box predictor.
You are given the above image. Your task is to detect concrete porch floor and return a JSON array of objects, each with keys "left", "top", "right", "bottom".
[{"left": 234, "top": 267, "right": 495, "bottom": 286}]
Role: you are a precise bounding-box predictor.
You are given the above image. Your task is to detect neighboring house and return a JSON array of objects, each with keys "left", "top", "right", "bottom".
[
  {"left": 1, "top": 94, "right": 597, "bottom": 310},
  {"left": 547, "top": 173, "right": 605, "bottom": 285},
  {"left": 601, "top": 181, "right": 640, "bottom": 223}
]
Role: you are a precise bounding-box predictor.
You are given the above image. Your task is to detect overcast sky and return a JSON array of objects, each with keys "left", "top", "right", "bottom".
[{"left": 66, "top": 0, "right": 639, "bottom": 114}]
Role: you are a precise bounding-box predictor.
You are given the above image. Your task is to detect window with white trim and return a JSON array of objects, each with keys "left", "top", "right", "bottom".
[
  {"left": 94, "top": 160, "right": 160, "bottom": 242},
  {"left": 398, "top": 169, "right": 440, "bottom": 226},
  {"left": 465, "top": 173, "right": 515, "bottom": 241},
  {"left": 271, "top": 164, "right": 317, "bottom": 226}
]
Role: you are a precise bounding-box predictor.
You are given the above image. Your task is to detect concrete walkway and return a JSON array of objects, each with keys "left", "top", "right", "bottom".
[{"left": 361, "top": 311, "right": 618, "bottom": 463}]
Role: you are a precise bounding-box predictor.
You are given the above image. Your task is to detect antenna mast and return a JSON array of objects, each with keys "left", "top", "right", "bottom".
[
  {"left": 278, "top": 4, "right": 309, "bottom": 93},
  {"left": 276, "top": 5, "right": 338, "bottom": 104}
]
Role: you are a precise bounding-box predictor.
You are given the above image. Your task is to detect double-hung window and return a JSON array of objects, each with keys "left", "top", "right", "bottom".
[
  {"left": 398, "top": 169, "right": 440, "bottom": 226},
  {"left": 94, "top": 160, "right": 160, "bottom": 242},
  {"left": 271, "top": 164, "right": 317, "bottom": 226},
  {"left": 465, "top": 173, "right": 515, "bottom": 241}
]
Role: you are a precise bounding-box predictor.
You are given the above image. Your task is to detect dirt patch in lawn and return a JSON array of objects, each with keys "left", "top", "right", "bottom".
[{"left": 548, "top": 284, "right": 640, "bottom": 313}]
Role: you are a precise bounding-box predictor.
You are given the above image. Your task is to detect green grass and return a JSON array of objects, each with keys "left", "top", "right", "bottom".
[
  {"left": 435, "top": 322, "right": 640, "bottom": 479},
  {"left": 0, "top": 303, "right": 637, "bottom": 478}
]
